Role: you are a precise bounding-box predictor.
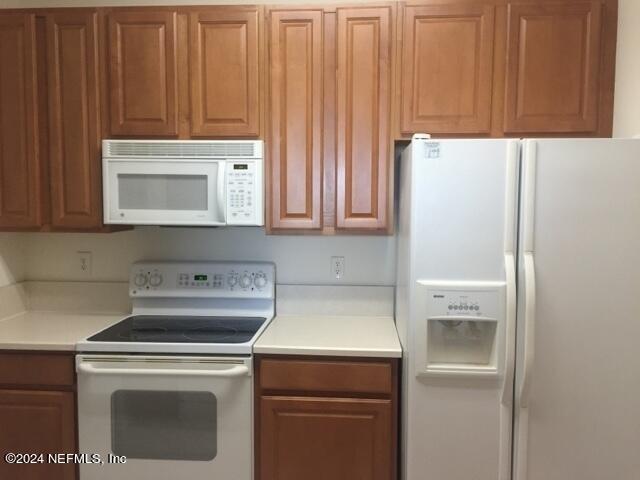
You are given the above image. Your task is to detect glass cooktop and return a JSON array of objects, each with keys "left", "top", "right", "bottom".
[{"left": 87, "top": 315, "right": 266, "bottom": 344}]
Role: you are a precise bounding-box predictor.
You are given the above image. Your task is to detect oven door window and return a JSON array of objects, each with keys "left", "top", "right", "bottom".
[{"left": 111, "top": 390, "right": 217, "bottom": 461}]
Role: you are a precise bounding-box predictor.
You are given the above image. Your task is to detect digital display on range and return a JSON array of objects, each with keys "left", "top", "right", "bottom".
[
  {"left": 194, "top": 274, "right": 208, "bottom": 281},
  {"left": 234, "top": 164, "right": 248, "bottom": 170}
]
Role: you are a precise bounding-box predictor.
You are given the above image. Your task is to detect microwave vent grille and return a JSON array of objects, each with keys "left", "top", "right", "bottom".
[{"left": 104, "top": 141, "right": 260, "bottom": 158}]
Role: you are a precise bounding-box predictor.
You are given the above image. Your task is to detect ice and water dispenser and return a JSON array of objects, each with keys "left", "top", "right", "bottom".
[{"left": 415, "top": 281, "right": 505, "bottom": 377}]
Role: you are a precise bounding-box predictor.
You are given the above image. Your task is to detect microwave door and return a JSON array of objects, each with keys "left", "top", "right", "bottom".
[{"left": 105, "top": 160, "right": 225, "bottom": 226}]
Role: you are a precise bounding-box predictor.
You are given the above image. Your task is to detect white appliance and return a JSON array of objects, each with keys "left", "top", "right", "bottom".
[
  {"left": 76, "top": 261, "right": 274, "bottom": 480},
  {"left": 102, "top": 140, "right": 264, "bottom": 226},
  {"left": 396, "top": 136, "right": 640, "bottom": 480}
]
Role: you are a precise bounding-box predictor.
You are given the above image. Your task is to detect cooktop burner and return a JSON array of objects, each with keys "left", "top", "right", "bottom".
[{"left": 87, "top": 315, "right": 267, "bottom": 344}]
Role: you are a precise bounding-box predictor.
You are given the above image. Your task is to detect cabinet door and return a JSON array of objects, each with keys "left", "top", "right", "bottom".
[
  {"left": 107, "top": 10, "right": 178, "bottom": 136},
  {"left": 400, "top": 4, "right": 495, "bottom": 134},
  {"left": 260, "top": 396, "right": 393, "bottom": 480},
  {"left": 190, "top": 9, "right": 260, "bottom": 137},
  {"left": 47, "top": 11, "right": 102, "bottom": 229},
  {"left": 0, "top": 14, "right": 42, "bottom": 229},
  {"left": 505, "top": 2, "right": 602, "bottom": 133},
  {"left": 336, "top": 6, "right": 393, "bottom": 231},
  {"left": 0, "top": 389, "right": 76, "bottom": 480},
  {"left": 267, "top": 10, "right": 323, "bottom": 231}
]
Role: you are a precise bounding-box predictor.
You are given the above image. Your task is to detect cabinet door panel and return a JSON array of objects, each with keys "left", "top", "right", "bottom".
[
  {"left": 401, "top": 4, "right": 495, "bottom": 134},
  {"left": 0, "top": 14, "right": 41, "bottom": 228},
  {"left": 505, "top": 2, "right": 602, "bottom": 133},
  {"left": 336, "top": 7, "right": 393, "bottom": 230},
  {"left": 267, "top": 10, "right": 323, "bottom": 231},
  {"left": 0, "top": 390, "right": 76, "bottom": 480},
  {"left": 190, "top": 9, "right": 260, "bottom": 137},
  {"left": 260, "top": 396, "right": 393, "bottom": 480},
  {"left": 47, "top": 11, "right": 102, "bottom": 229},
  {"left": 108, "top": 11, "right": 178, "bottom": 136}
]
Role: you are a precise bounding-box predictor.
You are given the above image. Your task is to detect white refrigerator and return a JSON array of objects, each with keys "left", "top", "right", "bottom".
[{"left": 395, "top": 136, "right": 640, "bottom": 480}]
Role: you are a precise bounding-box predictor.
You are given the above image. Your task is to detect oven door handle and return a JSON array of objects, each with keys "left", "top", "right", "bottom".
[{"left": 77, "top": 362, "right": 250, "bottom": 378}]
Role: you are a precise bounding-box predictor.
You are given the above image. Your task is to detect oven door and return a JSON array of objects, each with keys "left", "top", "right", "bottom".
[
  {"left": 103, "top": 159, "right": 226, "bottom": 225},
  {"left": 76, "top": 355, "right": 252, "bottom": 480}
]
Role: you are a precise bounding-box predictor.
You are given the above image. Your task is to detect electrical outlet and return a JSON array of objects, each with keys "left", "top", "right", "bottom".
[
  {"left": 77, "top": 251, "right": 92, "bottom": 277},
  {"left": 331, "top": 256, "right": 345, "bottom": 280}
]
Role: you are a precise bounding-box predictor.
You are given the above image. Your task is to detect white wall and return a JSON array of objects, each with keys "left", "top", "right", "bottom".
[
  {"left": 24, "top": 228, "right": 396, "bottom": 285},
  {"left": 0, "top": 234, "right": 26, "bottom": 287},
  {"left": 613, "top": 0, "right": 640, "bottom": 137}
]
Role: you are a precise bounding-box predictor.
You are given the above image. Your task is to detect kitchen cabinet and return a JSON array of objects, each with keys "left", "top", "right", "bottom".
[
  {"left": 0, "top": 13, "right": 43, "bottom": 229},
  {"left": 190, "top": 8, "right": 262, "bottom": 137},
  {"left": 504, "top": 1, "right": 603, "bottom": 133},
  {"left": 47, "top": 11, "right": 103, "bottom": 229},
  {"left": 266, "top": 5, "right": 396, "bottom": 234},
  {"left": 106, "top": 6, "right": 263, "bottom": 139},
  {"left": 0, "top": 352, "right": 76, "bottom": 480},
  {"left": 399, "top": 3, "right": 495, "bottom": 135},
  {"left": 106, "top": 10, "right": 179, "bottom": 136},
  {"left": 255, "top": 356, "right": 398, "bottom": 480},
  {"left": 336, "top": 6, "right": 394, "bottom": 230},
  {"left": 266, "top": 9, "right": 324, "bottom": 230}
]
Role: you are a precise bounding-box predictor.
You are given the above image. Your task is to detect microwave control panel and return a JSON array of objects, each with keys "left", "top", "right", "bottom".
[{"left": 226, "top": 161, "right": 264, "bottom": 225}]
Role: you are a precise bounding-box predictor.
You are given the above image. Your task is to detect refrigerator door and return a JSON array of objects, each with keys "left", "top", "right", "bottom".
[
  {"left": 397, "top": 138, "right": 519, "bottom": 480},
  {"left": 514, "top": 138, "right": 640, "bottom": 480}
]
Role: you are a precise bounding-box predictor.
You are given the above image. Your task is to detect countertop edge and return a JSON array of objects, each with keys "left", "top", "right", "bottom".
[
  {"left": 252, "top": 345, "right": 402, "bottom": 359},
  {"left": 0, "top": 342, "right": 75, "bottom": 352}
]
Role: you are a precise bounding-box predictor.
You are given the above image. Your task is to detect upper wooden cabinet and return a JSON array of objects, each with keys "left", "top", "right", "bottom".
[
  {"left": 400, "top": 3, "right": 495, "bottom": 135},
  {"left": 336, "top": 6, "right": 394, "bottom": 230},
  {"left": 47, "top": 11, "right": 103, "bottom": 229},
  {"left": 0, "top": 14, "right": 42, "bottom": 229},
  {"left": 190, "top": 8, "right": 261, "bottom": 137},
  {"left": 107, "top": 10, "right": 179, "bottom": 136},
  {"left": 267, "top": 5, "right": 396, "bottom": 234},
  {"left": 504, "top": 2, "right": 603, "bottom": 133},
  {"left": 267, "top": 9, "right": 324, "bottom": 231}
]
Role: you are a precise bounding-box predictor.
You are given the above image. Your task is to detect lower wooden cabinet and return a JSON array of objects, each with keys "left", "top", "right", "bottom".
[
  {"left": 255, "top": 355, "right": 398, "bottom": 480},
  {"left": 0, "top": 351, "right": 77, "bottom": 480},
  {"left": 0, "top": 389, "right": 76, "bottom": 480},
  {"left": 260, "top": 396, "right": 392, "bottom": 480}
]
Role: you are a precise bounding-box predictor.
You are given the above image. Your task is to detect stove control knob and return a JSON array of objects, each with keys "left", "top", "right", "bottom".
[
  {"left": 134, "top": 273, "right": 148, "bottom": 287},
  {"left": 149, "top": 273, "right": 163, "bottom": 287},
  {"left": 240, "top": 274, "right": 252, "bottom": 288},
  {"left": 254, "top": 273, "right": 267, "bottom": 288},
  {"left": 227, "top": 274, "right": 239, "bottom": 287}
]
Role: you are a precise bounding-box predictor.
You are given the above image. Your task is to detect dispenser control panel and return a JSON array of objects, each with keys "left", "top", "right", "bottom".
[{"left": 426, "top": 288, "right": 502, "bottom": 319}]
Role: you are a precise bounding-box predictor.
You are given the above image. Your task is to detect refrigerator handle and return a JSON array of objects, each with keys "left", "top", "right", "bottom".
[
  {"left": 501, "top": 252, "right": 516, "bottom": 406},
  {"left": 501, "top": 140, "right": 519, "bottom": 407},
  {"left": 519, "top": 252, "right": 537, "bottom": 408}
]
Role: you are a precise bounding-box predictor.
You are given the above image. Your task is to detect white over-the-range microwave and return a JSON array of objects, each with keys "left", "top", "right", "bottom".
[{"left": 102, "top": 140, "right": 264, "bottom": 226}]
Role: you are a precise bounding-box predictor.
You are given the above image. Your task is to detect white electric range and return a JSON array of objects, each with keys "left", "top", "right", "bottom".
[{"left": 75, "top": 260, "right": 274, "bottom": 480}]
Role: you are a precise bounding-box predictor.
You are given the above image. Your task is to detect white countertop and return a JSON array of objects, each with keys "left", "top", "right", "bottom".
[
  {"left": 253, "top": 314, "right": 402, "bottom": 358},
  {"left": 0, "top": 311, "right": 124, "bottom": 351}
]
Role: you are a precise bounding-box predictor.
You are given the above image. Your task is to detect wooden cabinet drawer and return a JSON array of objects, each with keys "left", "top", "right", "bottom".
[
  {"left": 0, "top": 353, "right": 75, "bottom": 387},
  {"left": 259, "top": 358, "right": 393, "bottom": 395}
]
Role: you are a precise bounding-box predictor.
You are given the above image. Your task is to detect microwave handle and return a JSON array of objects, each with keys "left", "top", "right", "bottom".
[{"left": 217, "top": 162, "right": 226, "bottom": 222}]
